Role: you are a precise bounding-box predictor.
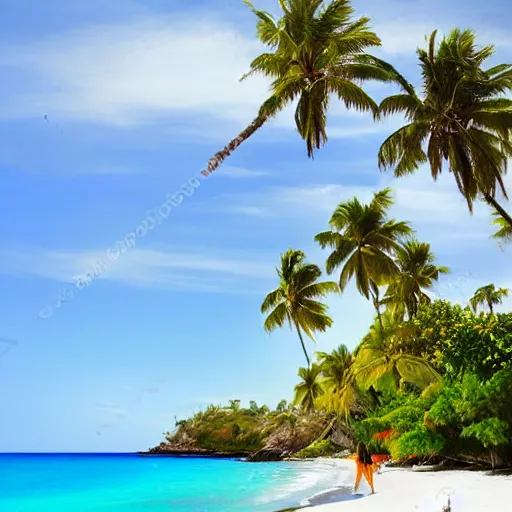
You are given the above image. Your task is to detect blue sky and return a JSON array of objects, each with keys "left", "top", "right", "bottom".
[{"left": 0, "top": 0, "right": 511, "bottom": 452}]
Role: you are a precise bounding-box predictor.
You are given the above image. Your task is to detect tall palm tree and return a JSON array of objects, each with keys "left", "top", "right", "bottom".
[
  {"left": 316, "top": 344, "right": 353, "bottom": 391},
  {"left": 261, "top": 249, "right": 338, "bottom": 367},
  {"left": 315, "top": 345, "right": 367, "bottom": 420},
  {"left": 293, "top": 363, "right": 325, "bottom": 411},
  {"left": 378, "top": 29, "right": 512, "bottom": 228},
  {"left": 469, "top": 284, "right": 510, "bottom": 314},
  {"left": 382, "top": 239, "right": 449, "bottom": 320},
  {"left": 314, "top": 188, "right": 412, "bottom": 329},
  {"left": 201, "top": 0, "right": 409, "bottom": 178}
]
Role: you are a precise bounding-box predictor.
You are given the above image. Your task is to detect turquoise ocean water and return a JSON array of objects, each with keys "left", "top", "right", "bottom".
[{"left": 0, "top": 454, "right": 355, "bottom": 511}]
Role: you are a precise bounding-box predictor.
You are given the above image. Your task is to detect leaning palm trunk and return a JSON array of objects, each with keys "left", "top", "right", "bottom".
[
  {"left": 202, "top": 97, "right": 280, "bottom": 176},
  {"left": 202, "top": 114, "right": 268, "bottom": 176},
  {"left": 483, "top": 194, "right": 512, "bottom": 230}
]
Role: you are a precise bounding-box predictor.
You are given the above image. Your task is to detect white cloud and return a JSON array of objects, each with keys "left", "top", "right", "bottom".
[
  {"left": 0, "top": 16, "right": 269, "bottom": 126},
  {"left": 372, "top": 22, "right": 435, "bottom": 55},
  {"left": 216, "top": 166, "right": 270, "bottom": 179},
  {"left": 0, "top": 246, "right": 276, "bottom": 293},
  {"left": 208, "top": 162, "right": 502, "bottom": 241}
]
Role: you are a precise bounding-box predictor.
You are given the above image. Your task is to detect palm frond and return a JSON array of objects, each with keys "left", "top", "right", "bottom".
[
  {"left": 263, "top": 302, "right": 289, "bottom": 332},
  {"left": 379, "top": 94, "right": 422, "bottom": 118},
  {"left": 261, "top": 288, "right": 285, "bottom": 313}
]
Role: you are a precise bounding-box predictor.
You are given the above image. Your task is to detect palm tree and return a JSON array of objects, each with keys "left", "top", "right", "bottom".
[
  {"left": 378, "top": 29, "right": 512, "bottom": 228},
  {"left": 490, "top": 209, "right": 512, "bottom": 247},
  {"left": 276, "top": 399, "right": 288, "bottom": 413},
  {"left": 469, "top": 284, "right": 510, "bottom": 314},
  {"left": 353, "top": 312, "right": 441, "bottom": 392},
  {"left": 316, "top": 344, "right": 353, "bottom": 391},
  {"left": 293, "top": 363, "right": 325, "bottom": 411},
  {"left": 314, "top": 188, "right": 412, "bottom": 329},
  {"left": 382, "top": 239, "right": 449, "bottom": 320},
  {"left": 201, "top": 0, "right": 409, "bottom": 178},
  {"left": 315, "top": 345, "right": 365, "bottom": 420},
  {"left": 261, "top": 249, "right": 339, "bottom": 367}
]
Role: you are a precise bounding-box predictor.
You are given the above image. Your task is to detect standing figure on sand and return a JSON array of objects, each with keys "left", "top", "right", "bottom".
[{"left": 350, "top": 443, "right": 381, "bottom": 495}]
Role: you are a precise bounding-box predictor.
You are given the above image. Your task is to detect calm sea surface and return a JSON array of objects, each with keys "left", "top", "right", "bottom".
[{"left": 0, "top": 454, "right": 354, "bottom": 511}]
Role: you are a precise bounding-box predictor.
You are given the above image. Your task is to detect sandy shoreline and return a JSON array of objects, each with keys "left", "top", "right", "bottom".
[{"left": 302, "top": 459, "right": 512, "bottom": 511}]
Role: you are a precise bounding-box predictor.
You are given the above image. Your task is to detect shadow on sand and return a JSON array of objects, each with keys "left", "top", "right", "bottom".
[{"left": 274, "top": 486, "right": 365, "bottom": 511}]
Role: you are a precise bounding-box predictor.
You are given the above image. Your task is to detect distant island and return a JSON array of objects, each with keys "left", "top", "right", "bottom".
[{"left": 140, "top": 401, "right": 345, "bottom": 462}]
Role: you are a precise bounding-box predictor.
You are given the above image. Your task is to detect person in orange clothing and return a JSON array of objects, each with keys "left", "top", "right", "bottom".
[{"left": 353, "top": 442, "right": 375, "bottom": 494}]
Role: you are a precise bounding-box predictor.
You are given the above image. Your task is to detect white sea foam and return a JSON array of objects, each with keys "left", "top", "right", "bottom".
[{"left": 254, "top": 459, "right": 352, "bottom": 508}]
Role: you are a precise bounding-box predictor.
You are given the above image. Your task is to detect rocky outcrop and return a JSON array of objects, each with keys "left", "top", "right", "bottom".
[
  {"left": 330, "top": 424, "right": 355, "bottom": 451},
  {"left": 246, "top": 414, "right": 328, "bottom": 462},
  {"left": 246, "top": 448, "right": 285, "bottom": 462},
  {"left": 138, "top": 442, "right": 250, "bottom": 458}
]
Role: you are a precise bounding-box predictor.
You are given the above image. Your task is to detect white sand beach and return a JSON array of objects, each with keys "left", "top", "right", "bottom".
[{"left": 305, "top": 460, "right": 512, "bottom": 512}]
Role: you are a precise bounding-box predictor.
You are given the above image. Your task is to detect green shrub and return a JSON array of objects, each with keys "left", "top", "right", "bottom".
[
  {"left": 391, "top": 427, "right": 446, "bottom": 460},
  {"left": 409, "top": 302, "right": 512, "bottom": 380},
  {"left": 380, "top": 404, "right": 425, "bottom": 435},
  {"left": 295, "top": 440, "right": 338, "bottom": 458},
  {"left": 461, "top": 418, "right": 509, "bottom": 449}
]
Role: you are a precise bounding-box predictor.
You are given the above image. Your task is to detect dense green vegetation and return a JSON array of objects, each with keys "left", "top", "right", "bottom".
[
  {"left": 165, "top": 401, "right": 330, "bottom": 456},
  {"left": 295, "top": 439, "right": 339, "bottom": 458},
  {"left": 167, "top": 213, "right": 511, "bottom": 466},
  {"left": 261, "top": 189, "right": 512, "bottom": 468}
]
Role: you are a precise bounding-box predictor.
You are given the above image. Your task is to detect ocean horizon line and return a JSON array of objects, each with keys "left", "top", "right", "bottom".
[{"left": 0, "top": 452, "right": 139, "bottom": 455}]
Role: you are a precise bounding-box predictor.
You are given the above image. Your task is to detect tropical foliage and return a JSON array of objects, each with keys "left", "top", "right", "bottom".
[
  {"left": 199, "top": 0, "right": 409, "bottom": 179},
  {"left": 353, "top": 312, "right": 441, "bottom": 393},
  {"left": 159, "top": 183, "right": 512, "bottom": 469},
  {"left": 165, "top": 400, "right": 329, "bottom": 456},
  {"left": 390, "top": 300, "right": 512, "bottom": 380},
  {"left": 295, "top": 439, "right": 338, "bottom": 458},
  {"left": 378, "top": 29, "right": 512, "bottom": 228},
  {"left": 382, "top": 239, "right": 449, "bottom": 320},
  {"left": 314, "top": 187, "right": 412, "bottom": 326},
  {"left": 491, "top": 209, "right": 512, "bottom": 246},
  {"left": 469, "top": 283, "right": 509, "bottom": 314},
  {"left": 275, "top": 186, "right": 511, "bottom": 468},
  {"left": 293, "top": 363, "right": 325, "bottom": 410},
  {"left": 242, "top": 0, "right": 404, "bottom": 156},
  {"left": 356, "top": 368, "right": 512, "bottom": 468}
]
